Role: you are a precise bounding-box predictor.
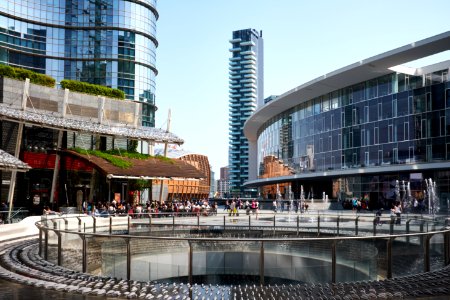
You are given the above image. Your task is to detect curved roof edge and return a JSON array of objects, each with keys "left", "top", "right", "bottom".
[
  {"left": 244, "top": 31, "right": 450, "bottom": 142},
  {"left": 0, "top": 105, "right": 184, "bottom": 144},
  {"left": 243, "top": 162, "right": 450, "bottom": 187}
]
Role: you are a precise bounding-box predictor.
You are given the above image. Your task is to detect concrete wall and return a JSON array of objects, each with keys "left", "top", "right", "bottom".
[{"left": 1, "top": 77, "right": 141, "bottom": 127}]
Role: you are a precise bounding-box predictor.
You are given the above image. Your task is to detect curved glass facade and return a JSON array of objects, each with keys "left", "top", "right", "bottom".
[
  {"left": 0, "top": 0, "right": 158, "bottom": 126},
  {"left": 258, "top": 70, "right": 450, "bottom": 173},
  {"left": 255, "top": 67, "right": 450, "bottom": 210}
]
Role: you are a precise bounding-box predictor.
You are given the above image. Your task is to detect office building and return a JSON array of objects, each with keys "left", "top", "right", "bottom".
[
  {"left": 216, "top": 166, "right": 230, "bottom": 198},
  {"left": 228, "top": 28, "right": 263, "bottom": 196},
  {"left": 244, "top": 32, "right": 450, "bottom": 211},
  {"left": 0, "top": 0, "right": 158, "bottom": 127}
]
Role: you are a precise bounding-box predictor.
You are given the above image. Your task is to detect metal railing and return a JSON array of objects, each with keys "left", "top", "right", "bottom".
[
  {"left": 35, "top": 212, "right": 450, "bottom": 285},
  {"left": 0, "top": 208, "right": 29, "bottom": 224}
]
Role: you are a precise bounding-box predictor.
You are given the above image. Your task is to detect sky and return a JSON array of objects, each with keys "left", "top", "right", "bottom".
[{"left": 154, "top": 0, "right": 450, "bottom": 177}]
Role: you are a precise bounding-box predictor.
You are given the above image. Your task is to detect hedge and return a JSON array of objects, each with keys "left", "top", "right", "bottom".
[
  {"left": 60, "top": 79, "right": 125, "bottom": 99},
  {"left": 0, "top": 65, "right": 55, "bottom": 87}
]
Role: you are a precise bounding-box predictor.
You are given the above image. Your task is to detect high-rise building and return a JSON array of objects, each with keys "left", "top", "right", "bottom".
[
  {"left": 228, "top": 29, "right": 263, "bottom": 196},
  {"left": 216, "top": 166, "right": 230, "bottom": 198},
  {"left": 0, "top": 0, "right": 158, "bottom": 127}
]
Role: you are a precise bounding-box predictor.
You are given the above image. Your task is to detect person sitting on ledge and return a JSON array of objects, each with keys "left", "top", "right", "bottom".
[{"left": 43, "top": 206, "right": 56, "bottom": 215}]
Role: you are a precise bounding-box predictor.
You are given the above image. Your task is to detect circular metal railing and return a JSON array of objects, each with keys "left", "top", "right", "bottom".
[{"left": 36, "top": 212, "right": 450, "bottom": 285}]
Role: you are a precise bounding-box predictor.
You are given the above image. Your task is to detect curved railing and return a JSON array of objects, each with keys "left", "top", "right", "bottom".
[{"left": 35, "top": 212, "right": 450, "bottom": 285}]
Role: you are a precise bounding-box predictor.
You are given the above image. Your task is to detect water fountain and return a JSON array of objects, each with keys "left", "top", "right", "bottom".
[
  {"left": 276, "top": 184, "right": 282, "bottom": 212},
  {"left": 300, "top": 185, "right": 305, "bottom": 213},
  {"left": 404, "top": 181, "right": 412, "bottom": 211},
  {"left": 425, "top": 178, "right": 440, "bottom": 215},
  {"left": 287, "top": 185, "right": 294, "bottom": 222},
  {"left": 395, "top": 180, "right": 400, "bottom": 204}
]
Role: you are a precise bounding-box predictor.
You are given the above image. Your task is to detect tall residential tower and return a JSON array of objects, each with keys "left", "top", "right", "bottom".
[{"left": 228, "top": 29, "right": 263, "bottom": 196}]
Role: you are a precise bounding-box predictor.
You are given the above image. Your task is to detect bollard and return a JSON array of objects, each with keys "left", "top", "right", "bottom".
[{"left": 355, "top": 216, "right": 359, "bottom": 236}]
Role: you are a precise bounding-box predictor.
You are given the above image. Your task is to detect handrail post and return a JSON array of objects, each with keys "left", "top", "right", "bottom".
[
  {"left": 188, "top": 241, "right": 193, "bottom": 285},
  {"left": 77, "top": 217, "right": 82, "bottom": 232},
  {"left": 373, "top": 217, "right": 377, "bottom": 236},
  {"left": 390, "top": 217, "right": 395, "bottom": 235},
  {"left": 197, "top": 214, "right": 200, "bottom": 230},
  {"left": 128, "top": 215, "right": 131, "bottom": 234},
  {"left": 149, "top": 214, "right": 152, "bottom": 231},
  {"left": 57, "top": 231, "right": 62, "bottom": 266},
  {"left": 317, "top": 215, "right": 320, "bottom": 236},
  {"left": 109, "top": 216, "right": 113, "bottom": 235},
  {"left": 331, "top": 240, "right": 336, "bottom": 283},
  {"left": 64, "top": 218, "right": 68, "bottom": 230},
  {"left": 355, "top": 216, "right": 359, "bottom": 236},
  {"left": 126, "top": 238, "right": 131, "bottom": 281},
  {"left": 259, "top": 241, "right": 265, "bottom": 285},
  {"left": 406, "top": 219, "right": 412, "bottom": 244},
  {"left": 92, "top": 216, "right": 96, "bottom": 233},
  {"left": 173, "top": 214, "right": 175, "bottom": 231},
  {"left": 81, "top": 235, "right": 87, "bottom": 273},
  {"left": 387, "top": 237, "right": 393, "bottom": 279},
  {"left": 38, "top": 228, "right": 43, "bottom": 257},
  {"left": 424, "top": 235, "right": 431, "bottom": 272},
  {"left": 248, "top": 215, "right": 251, "bottom": 232},
  {"left": 297, "top": 215, "right": 299, "bottom": 236},
  {"left": 44, "top": 229, "right": 48, "bottom": 261},
  {"left": 444, "top": 232, "right": 450, "bottom": 266},
  {"left": 337, "top": 216, "right": 340, "bottom": 236},
  {"left": 223, "top": 215, "right": 226, "bottom": 231},
  {"left": 52, "top": 219, "right": 58, "bottom": 230},
  {"left": 273, "top": 215, "right": 276, "bottom": 234}
]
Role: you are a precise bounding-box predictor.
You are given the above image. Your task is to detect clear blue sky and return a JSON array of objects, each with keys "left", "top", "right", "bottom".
[{"left": 155, "top": 0, "right": 450, "bottom": 177}]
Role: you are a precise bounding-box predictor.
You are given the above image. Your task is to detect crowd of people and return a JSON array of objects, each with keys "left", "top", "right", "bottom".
[
  {"left": 79, "top": 198, "right": 217, "bottom": 218},
  {"left": 224, "top": 198, "right": 260, "bottom": 218}
]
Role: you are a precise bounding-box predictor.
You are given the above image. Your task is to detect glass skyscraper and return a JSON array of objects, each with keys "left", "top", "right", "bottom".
[
  {"left": 0, "top": 0, "right": 158, "bottom": 127},
  {"left": 228, "top": 28, "right": 263, "bottom": 196}
]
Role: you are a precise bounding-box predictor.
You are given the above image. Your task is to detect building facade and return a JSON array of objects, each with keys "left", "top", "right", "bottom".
[
  {"left": 228, "top": 28, "right": 263, "bottom": 196},
  {"left": 216, "top": 166, "right": 230, "bottom": 198},
  {"left": 0, "top": 0, "right": 158, "bottom": 127},
  {"left": 244, "top": 32, "right": 450, "bottom": 212},
  {"left": 0, "top": 77, "right": 199, "bottom": 214},
  {"left": 154, "top": 147, "right": 211, "bottom": 201}
]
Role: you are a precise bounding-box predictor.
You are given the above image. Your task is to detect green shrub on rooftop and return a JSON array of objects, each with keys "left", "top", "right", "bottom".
[
  {"left": 71, "top": 147, "right": 175, "bottom": 167},
  {"left": 60, "top": 79, "right": 125, "bottom": 99},
  {"left": 72, "top": 147, "right": 132, "bottom": 169},
  {"left": 0, "top": 64, "right": 55, "bottom": 87}
]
